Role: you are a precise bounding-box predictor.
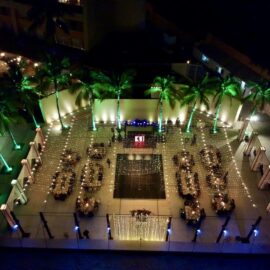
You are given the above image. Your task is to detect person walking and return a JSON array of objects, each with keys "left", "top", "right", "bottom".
[
  {"left": 106, "top": 158, "right": 111, "bottom": 168},
  {"left": 83, "top": 229, "right": 90, "bottom": 239}
]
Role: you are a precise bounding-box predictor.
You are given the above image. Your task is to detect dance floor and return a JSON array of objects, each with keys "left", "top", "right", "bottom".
[{"left": 114, "top": 154, "right": 165, "bottom": 199}]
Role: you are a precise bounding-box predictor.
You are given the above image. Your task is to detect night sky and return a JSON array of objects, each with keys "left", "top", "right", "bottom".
[{"left": 150, "top": 0, "right": 270, "bottom": 68}]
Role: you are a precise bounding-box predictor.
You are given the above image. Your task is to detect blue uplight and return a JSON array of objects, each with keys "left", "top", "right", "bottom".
[
  {"left": 12, "top": 224, "right": 18, "bottom": 230},
  {"left": 197, "top": 229, "right": 201, "bottom": 234},
  {"left": 253, "top": 229, "right": 259, "bottom": 237},
  {"left": 74, "top": 226, "right": 79, "bottom": 231}
]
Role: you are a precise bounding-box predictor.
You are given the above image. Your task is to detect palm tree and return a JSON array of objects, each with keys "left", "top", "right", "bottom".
[
  {"left": 19, "top": 76, "right": 42, "bottom": 128},
  {"left": 6, "top": 62, "right": 42, "bottom": 128},
  {"left": 0, "top": 99, "right": 21, "bottom": 150},
  {"left": 245, "top": 80, "right": 270, "bottom": 117},
  {"left": 211, "top": 76, "right": 241, "bottom": 133},
  {"left": 180, "top": 75, "right": 214, "bottom": 133},
  {"left": 27, "top": 0, "right": 69, "bottom": 44},
  {"left": 34, "top": 55, "right": 70, "bottom": 130},
  {"left": 145, "top": 75, "right": 182, "bottom": 133},
  {"left": 69, "top": 69, "right": 104, "bottom": 131},
  {"left": 90, "top": 70, "right": 136, "bottom": 130}
]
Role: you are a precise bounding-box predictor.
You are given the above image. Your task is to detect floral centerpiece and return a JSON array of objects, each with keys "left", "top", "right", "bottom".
[{"left": 130, "top": 209, "right": 151, "bottom": 221}]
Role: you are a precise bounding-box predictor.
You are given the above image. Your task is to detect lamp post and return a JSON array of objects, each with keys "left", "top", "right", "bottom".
[
  {"left": 39, "top": 212, "right": 54, "bottom": 239},
  {"left": 106, "top": 214, "right": 113, "bottom": 240},
  {"left": 216, "top": 216, "right": 230, "bottom": 243},
  {"left": 236, "top": 216, "right": 262, "bottom": 243},
  {"left": 192, "top": 220, "right": 202, "bottom": 243},
  {"left": 73, "top": 212, "right": 83, "bottom": 239},
  {"left": 166, "top": 216, "right": 172, "bottom": 242},
  {"left": 10, "top": 211, "right": 30, "bottom": 238}
]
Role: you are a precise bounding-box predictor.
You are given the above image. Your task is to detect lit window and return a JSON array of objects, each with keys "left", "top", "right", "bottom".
[{"left": 201, "top": 54, "right": 209, "bottom": 62}]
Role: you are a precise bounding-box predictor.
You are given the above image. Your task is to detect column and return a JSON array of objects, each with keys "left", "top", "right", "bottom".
[
  {"left": 21, "top": 159, "right": 34, "bottom": 183},
  {"left": 244, "top": 132, "right": 258, "bottom": 156},
  {"left": 36, "top": 128, "right": 45, "bottom": 145},
  {"left": 11, "top": 179, "right": 28, "bottom": 204},
  {"left": 0, "top": 204, "right": 17, "bottom": 228},
  {"left": 29, "top": 142, "right": 42, "bottom": 165},
  {"left": 251, "top": 146, "right": 266, "bottom": 171},
  {"left": 258, "top": 165, "right": 270, "bottom": 189},
  {"left": 238, "top": 118, "right": 250, "bottom": 141}
]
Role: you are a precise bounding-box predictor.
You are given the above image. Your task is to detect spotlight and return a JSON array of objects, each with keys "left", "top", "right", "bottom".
[{"left": 253, "top": 229, "right": 259, "bottom": 237}]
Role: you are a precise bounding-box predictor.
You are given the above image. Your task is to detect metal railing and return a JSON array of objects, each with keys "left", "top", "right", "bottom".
[{"left": 1, "top": 212, "right": 270, "bottom": 253}]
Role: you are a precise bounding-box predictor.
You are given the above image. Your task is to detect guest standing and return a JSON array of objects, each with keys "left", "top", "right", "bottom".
[{"left": 106, "top": 158, "right": 111, "bottom": 168}]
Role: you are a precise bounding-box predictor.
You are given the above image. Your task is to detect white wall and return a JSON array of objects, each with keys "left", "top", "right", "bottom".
[
  {"left": 39, "top": 89, "right": 241, "bottom": 125},
  {"left": 208, "top": 95, "right": 242, "bottom": 125}
]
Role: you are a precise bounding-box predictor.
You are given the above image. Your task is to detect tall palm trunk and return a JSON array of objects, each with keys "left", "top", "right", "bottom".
[
  {"left": 117, "top": 92, "right": 121, "bottom": 130},
  {"left": 54, "top": 79, "right": 64, "bottom": 129},
  {"left": 31, "top": 113, "right": 40, "bottom": 128},
  {"left": 0, "top": 153, "right": 12, "bottom": 172},
  {"left": 7, "top": 126, "right": 20, "bottom": 149},
  {"left": 213, "top": 102, "right": 222, "bottom": 134},
  {"left": 186, "top": 102, "right": 196, "bottom": 133},
  {"left": 89, "top": 94, "right": 96, "bottom": 131},
  {"left": 159, "top": 99, "right": 163, "bottom": 133}
]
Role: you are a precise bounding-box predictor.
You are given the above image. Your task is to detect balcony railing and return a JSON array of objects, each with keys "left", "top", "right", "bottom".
[{"left": 58, "top": 0, "right": 83, "bottom": 6}]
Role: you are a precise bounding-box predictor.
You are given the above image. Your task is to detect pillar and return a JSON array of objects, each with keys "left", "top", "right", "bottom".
[
  {"left": 36, "top": 128, "right": 45, "bottom": 145},
  {"left": 244, "top": 132, "right": 258, "bottom": 156},
  {"left": 238, "top": 118, "right": 250, "bottom": 141},
  {"left": 251, "top": 146, "right": 266, "bottom": 171},
  {"left": 258, "top": 165, "right": 270, "bottom": 189},
  {"left": 0, "top": 204, "right": 17, "bottom": 228},
  {"left": 21, "top": 159, "right": 34, "bottom": 183},
  {"left": 29, "top": 142, "right": 42, "bottom": 165},
  {"left": 11, "top": 179, "right": 28, "bottom": 204}
]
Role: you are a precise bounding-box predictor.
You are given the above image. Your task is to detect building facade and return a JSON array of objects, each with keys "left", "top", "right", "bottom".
[{"left": 0, "top": 0, "right": 146, "bottom": 51}]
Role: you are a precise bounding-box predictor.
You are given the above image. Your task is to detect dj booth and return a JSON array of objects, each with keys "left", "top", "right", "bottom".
[{"left": 124, "top": 126, "right": 156, "bottom": 148}]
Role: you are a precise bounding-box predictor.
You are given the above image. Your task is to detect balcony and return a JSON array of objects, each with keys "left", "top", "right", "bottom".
[{"left": 58, "top": 0, "right": 82, "bottom": 6}]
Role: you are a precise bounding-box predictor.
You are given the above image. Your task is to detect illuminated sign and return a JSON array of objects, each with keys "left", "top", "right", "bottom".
[{"left": 135, "top": 135, "right": 145, "bottom": 143}]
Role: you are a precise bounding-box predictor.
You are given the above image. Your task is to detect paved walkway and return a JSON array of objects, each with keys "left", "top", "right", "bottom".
[{"left": 1, "top": 110, "right": 270, "bottom": 249}]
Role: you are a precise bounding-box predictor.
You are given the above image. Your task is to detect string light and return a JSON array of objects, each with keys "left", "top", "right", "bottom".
[{"left": 222, "top": 126, "right": 254, "bottom": 205}]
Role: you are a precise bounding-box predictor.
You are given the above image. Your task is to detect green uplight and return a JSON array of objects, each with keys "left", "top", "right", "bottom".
[
  {"left": 14, "top": 144, "right": 21, "bottom": 150},
  {"left": 0, "top": 154, "right": 12, "bottom": 172},
  {"left": 63, "top": 125, "right": 70, "bottom": 130}
]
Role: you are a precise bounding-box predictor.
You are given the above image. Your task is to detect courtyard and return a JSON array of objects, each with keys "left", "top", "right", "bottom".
[{"left": 1, "top": 109, "right": 270, "bottom": 252}]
